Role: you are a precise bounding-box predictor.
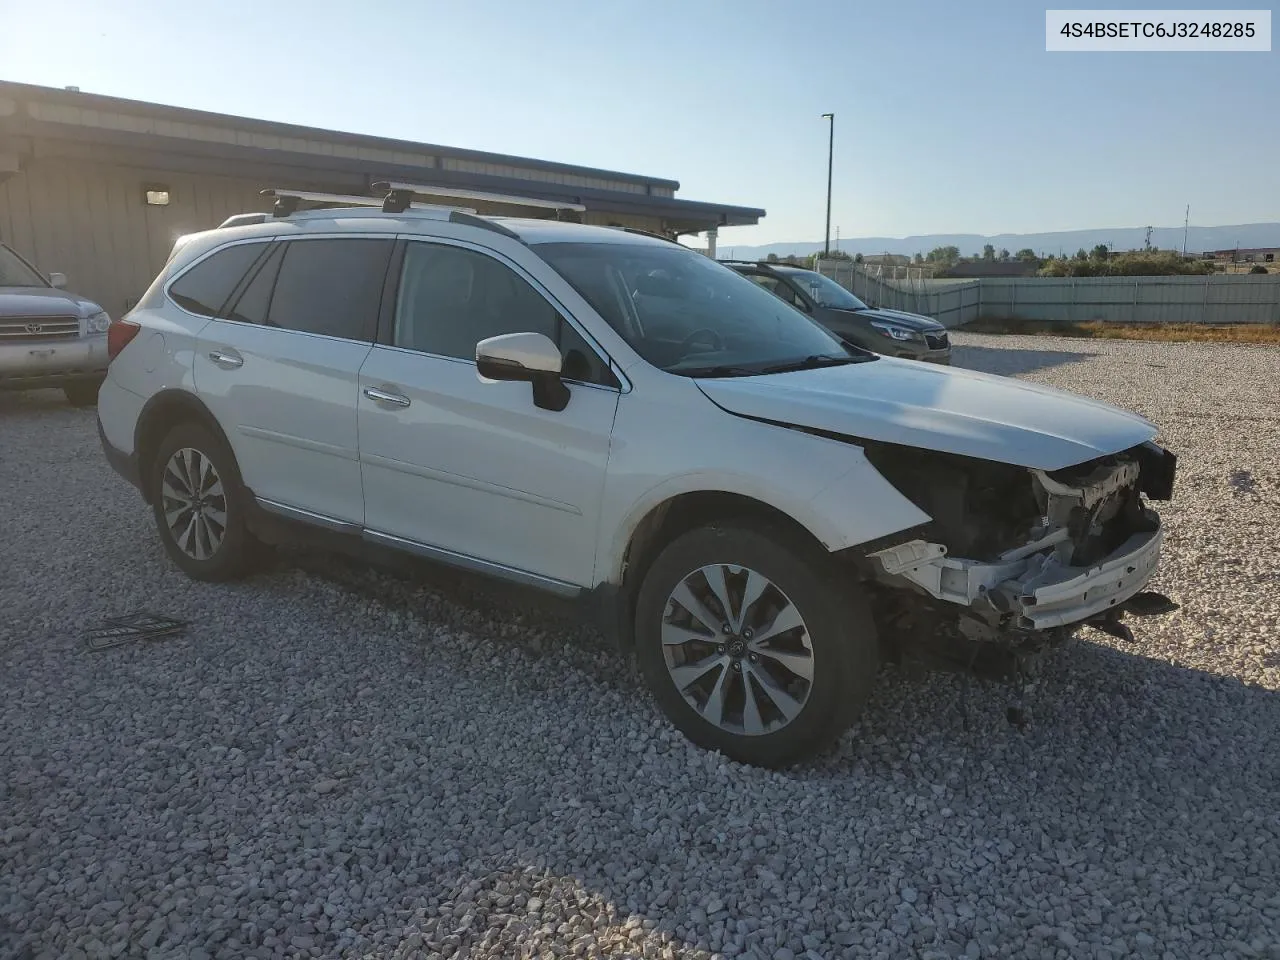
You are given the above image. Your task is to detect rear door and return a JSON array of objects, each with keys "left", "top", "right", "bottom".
[{"left": 193, "top": 235, "right": 393, "bottom": 524}]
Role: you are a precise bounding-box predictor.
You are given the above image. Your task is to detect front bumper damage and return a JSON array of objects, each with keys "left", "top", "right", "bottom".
[
  {"left": 868, "top": 524, "right": 1162, "bottom": 632},
  {"left": 865, "top": 442, "right": 1176, "bottom": 639}
]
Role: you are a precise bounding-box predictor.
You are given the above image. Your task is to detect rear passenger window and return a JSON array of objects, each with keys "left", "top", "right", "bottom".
[
  {"left": 265, "top": 239, "right": 393, "bottom": 340},
  {"left": 168, "top": 243, "right": 269, "bottom": 317}
]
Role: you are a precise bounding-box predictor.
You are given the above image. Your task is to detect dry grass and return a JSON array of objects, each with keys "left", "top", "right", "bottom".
[{"left": 962, "top": 317, "right": 1280, "bottom": 344}]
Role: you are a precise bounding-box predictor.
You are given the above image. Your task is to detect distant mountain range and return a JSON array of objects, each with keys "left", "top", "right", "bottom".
[{"left": 717, "top": 223, "right": 1280, "bottom": 260}]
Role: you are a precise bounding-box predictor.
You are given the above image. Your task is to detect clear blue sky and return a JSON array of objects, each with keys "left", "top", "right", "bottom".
[{"left": 2, "top": 0, "right": 1275, "bottom": 246}]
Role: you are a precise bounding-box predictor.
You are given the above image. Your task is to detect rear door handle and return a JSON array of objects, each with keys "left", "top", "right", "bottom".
[
  {"left": 363, "top": 386, "right": 411, "bottom": 408},
  {"left": 208, "top": 349, "right": 244, "bottom": 369}
]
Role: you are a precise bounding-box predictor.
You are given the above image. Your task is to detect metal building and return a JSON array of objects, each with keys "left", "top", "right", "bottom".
[{"left": 0, "top": 81, "right": 764, "bottom": 317}]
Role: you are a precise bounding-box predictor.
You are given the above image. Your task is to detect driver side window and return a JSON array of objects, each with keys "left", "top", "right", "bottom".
[{"left": 393, "top": 241, "right": 614, "bottom": 386}]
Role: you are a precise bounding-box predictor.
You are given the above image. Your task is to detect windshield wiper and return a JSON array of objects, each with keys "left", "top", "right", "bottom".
[
  {"left": 679, "top": 364, "right": 765, "bottom": 378},
  {"left": 755, "top": 354, "right": 867, "bottom": 375}
]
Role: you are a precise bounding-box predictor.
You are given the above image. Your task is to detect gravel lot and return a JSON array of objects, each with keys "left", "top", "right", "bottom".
[{"left": 2, "top": 333, "right": 1279, "bottom": 960}]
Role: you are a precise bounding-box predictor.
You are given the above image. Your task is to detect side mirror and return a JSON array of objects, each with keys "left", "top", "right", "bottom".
[
  {"left": 49, "top": 272, "right": 67, "bottom": 289},
  {"left": 476, "top": 332, "right": 569, "bottom": 412}
]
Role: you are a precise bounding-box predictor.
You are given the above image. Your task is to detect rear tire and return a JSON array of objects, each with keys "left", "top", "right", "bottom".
[
  {"left": 150, "top": 422, "right": 255, "bottom": 582},
  {"left": 63, "top": 378, "right": 104, "bottom": 408},
  {"left": 634, "top": 521, "right": 879, "bottom": 768}
]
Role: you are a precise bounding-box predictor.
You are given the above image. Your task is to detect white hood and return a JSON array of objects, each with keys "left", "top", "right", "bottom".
[{"left": 696, "top": 356, "right": 1157, "bottom": 471}]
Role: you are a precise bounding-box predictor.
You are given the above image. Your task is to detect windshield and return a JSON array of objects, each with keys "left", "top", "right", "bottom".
[
  {"left": 535, "top": 242, "right": 870, "bottom": 376},
  {"left": 785, "top": 269, "right": 868, "bottom": 310},
  {"left": 0, "top": 245, "right": 48, "bottom": 288}
]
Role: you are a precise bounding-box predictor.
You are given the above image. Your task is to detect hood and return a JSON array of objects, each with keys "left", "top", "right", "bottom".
[
  {"left": 835, "top": 306, "right": 944, "bottom": 331},
  {"left": 696, "top": 356, "right": 1157, "bottom": 471},
  {"left": 0, "top": 287, "right": 102, "bottom": 317}
]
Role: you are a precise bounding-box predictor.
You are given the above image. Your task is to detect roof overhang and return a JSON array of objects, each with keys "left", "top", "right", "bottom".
[
  {"left": 0, "top": 80, "right": 678, "bottom": 191},
  {"left": 0, "top": 81, "right": 764, "bottom": 232}
]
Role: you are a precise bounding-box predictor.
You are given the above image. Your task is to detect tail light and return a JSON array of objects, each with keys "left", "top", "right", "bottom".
[{"left": 107, "top": 318, "right": 142, "bottom": 360}]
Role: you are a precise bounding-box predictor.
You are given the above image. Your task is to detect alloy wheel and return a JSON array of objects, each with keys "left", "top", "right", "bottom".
[
  {"left": 160, "top": 447, "right": 228, "bottom": 561},
  {"left": 661, "top": 563, "right": 815, "bottom": 736}
]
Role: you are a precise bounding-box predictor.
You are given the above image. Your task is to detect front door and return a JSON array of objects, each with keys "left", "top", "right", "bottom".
[{"left": 357, "top": 238, "right": 619, "bottom": 590}]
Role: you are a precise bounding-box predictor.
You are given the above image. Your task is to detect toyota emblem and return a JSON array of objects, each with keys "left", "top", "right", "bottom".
[{"left": 24, "top": 322, "right": 43, "bottom": 334}]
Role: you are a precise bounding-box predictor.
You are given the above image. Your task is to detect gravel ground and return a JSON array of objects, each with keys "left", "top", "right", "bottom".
[{"left": 2, "top": 333, "right": 1279, "bottom": 960}]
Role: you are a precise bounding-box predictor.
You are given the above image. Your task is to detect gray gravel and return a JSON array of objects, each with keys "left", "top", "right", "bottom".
[{"left": 2, "top": 333, "right": 1279, "bottom": 960}]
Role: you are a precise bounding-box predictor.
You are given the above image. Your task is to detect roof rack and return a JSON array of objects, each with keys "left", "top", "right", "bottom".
[
  {"left": 218, "top": 186, "right": 529, "bottom": 244},
  {"left": 259, "top": 188, "right": 474, "bottom": 218},
  {"left": 371, "top": 180, "right": 587, "bottom": 215}
]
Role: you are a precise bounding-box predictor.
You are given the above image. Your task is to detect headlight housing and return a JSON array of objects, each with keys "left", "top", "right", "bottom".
[
  {"left": 85, "top": 311, "right": 111, "bottom": 334},
  {"left": 870, "top": 321, "right": 922, "bottom": 342}
]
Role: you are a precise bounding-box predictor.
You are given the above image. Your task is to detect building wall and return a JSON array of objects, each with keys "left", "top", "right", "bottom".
[
  {"left": 0, "top": 156, "right": 667, "bottom": 318},
  {"left": 0, "top": 157, "right": 271, "bottom": 316}
]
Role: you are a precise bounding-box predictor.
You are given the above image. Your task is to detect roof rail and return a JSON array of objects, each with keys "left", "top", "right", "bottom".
[
  {"left": 371, "top": 180, "right": 587, "bottom": 214},
  {"left": 219, "top": 212, "right": 270, "bottom": 228},
  {"left": 618, "top": 226, "right": 681, "bottom": 245},
  {"left": 447, "top": 210, "right": 522, "bottom": 240},
  {"left": 718, "top": 258, "right": 778, "bottom": 268}
]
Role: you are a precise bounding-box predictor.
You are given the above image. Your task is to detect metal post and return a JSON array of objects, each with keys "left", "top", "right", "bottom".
[{"left": 821, "top": 113, "right": 834, "bottom": 256}]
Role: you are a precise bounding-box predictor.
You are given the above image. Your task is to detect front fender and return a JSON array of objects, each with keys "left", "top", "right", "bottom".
[{"left": 597, "top": 418, "right": 931, "bottom": 586}]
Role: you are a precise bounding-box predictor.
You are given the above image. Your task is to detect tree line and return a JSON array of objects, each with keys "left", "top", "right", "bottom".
[{"left": 780, "top": 244, "right": 1240, "bottom": 277}]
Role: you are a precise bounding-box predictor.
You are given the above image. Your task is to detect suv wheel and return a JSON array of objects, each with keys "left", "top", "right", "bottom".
[
  {"left": 63, "top": 378, "right": 104, "bottom": 408},
  {"left": 634, "top": 522, "right": 879, "bottom": 768},
  {"left": 150, "top": 422, "right": 254, "bottom": 581}
]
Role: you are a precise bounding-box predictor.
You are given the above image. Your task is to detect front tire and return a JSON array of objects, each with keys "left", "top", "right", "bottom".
[
  {"left": 150, "top": 422, "right": 254, "bottom": 582},
  {"left": 634, "top": 522, "right": 879, "bottom": 768}
]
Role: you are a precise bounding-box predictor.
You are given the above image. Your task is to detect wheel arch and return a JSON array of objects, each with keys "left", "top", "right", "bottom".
[
  {"left": 599, "top": 487, "right": 848, "bottom": 651},
  {"left": 133, "top": 389, "right": 238, "bottom": 504}
]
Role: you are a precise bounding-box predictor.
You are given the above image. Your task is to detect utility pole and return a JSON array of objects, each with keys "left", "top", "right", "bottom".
[
  {"left": 821, "top": 113, "right": 834, "bottom": 256},
  {"left": 1182, "top": 204, "right": 1190, "bottom": 257}
]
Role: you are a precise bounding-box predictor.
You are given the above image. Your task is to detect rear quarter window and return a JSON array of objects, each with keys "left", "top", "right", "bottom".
[{"left": 167, "top": 242, "right": 271, "bottom": 317}]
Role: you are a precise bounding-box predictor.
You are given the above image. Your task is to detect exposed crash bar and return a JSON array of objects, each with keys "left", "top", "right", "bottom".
[
  {"left": 1012, "top": 527, "right": 1163, "bottom": 629},
  {"left": 868, "top": 524, "right": 1164, "bottom": 631}
]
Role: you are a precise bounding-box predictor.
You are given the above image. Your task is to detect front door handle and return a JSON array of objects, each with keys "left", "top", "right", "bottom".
[
  {"left": 208, "top": 349, "right": 244, "bottom": 369},
  {"left": 363, "top": 386, "right": 411, "bottom": 408}
]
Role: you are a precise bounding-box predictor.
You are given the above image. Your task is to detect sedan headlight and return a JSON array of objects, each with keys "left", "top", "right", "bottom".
[
  {"left": 85, "top": 311, "right": 111, "bottom": 334},
  {"left": 870, "top": 321, "right": 922, "bottom": 342}
]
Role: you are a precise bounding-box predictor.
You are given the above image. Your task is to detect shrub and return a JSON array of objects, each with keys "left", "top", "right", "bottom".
[{"left": 1038, "top": 251, "right": 1214, "bottom": 278}]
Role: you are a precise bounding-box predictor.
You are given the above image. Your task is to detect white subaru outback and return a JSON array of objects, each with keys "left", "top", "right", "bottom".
[{"left": 98, "top": 188, "right": 1177, "bottom": 767}]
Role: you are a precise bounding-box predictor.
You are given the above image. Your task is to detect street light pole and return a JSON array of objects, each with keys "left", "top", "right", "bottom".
[{"left": 821, "top": 113, "right": 834, "bottom": 257}]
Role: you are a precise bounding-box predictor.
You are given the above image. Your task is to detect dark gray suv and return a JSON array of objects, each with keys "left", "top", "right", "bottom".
[{"left": 723, "top": 261, "right": 951, "bottom": 364}]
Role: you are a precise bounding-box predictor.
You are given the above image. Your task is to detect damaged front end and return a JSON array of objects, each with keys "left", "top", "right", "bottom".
[{"left": 859, "top": 439, "right": 1178, "bottom": 676}]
